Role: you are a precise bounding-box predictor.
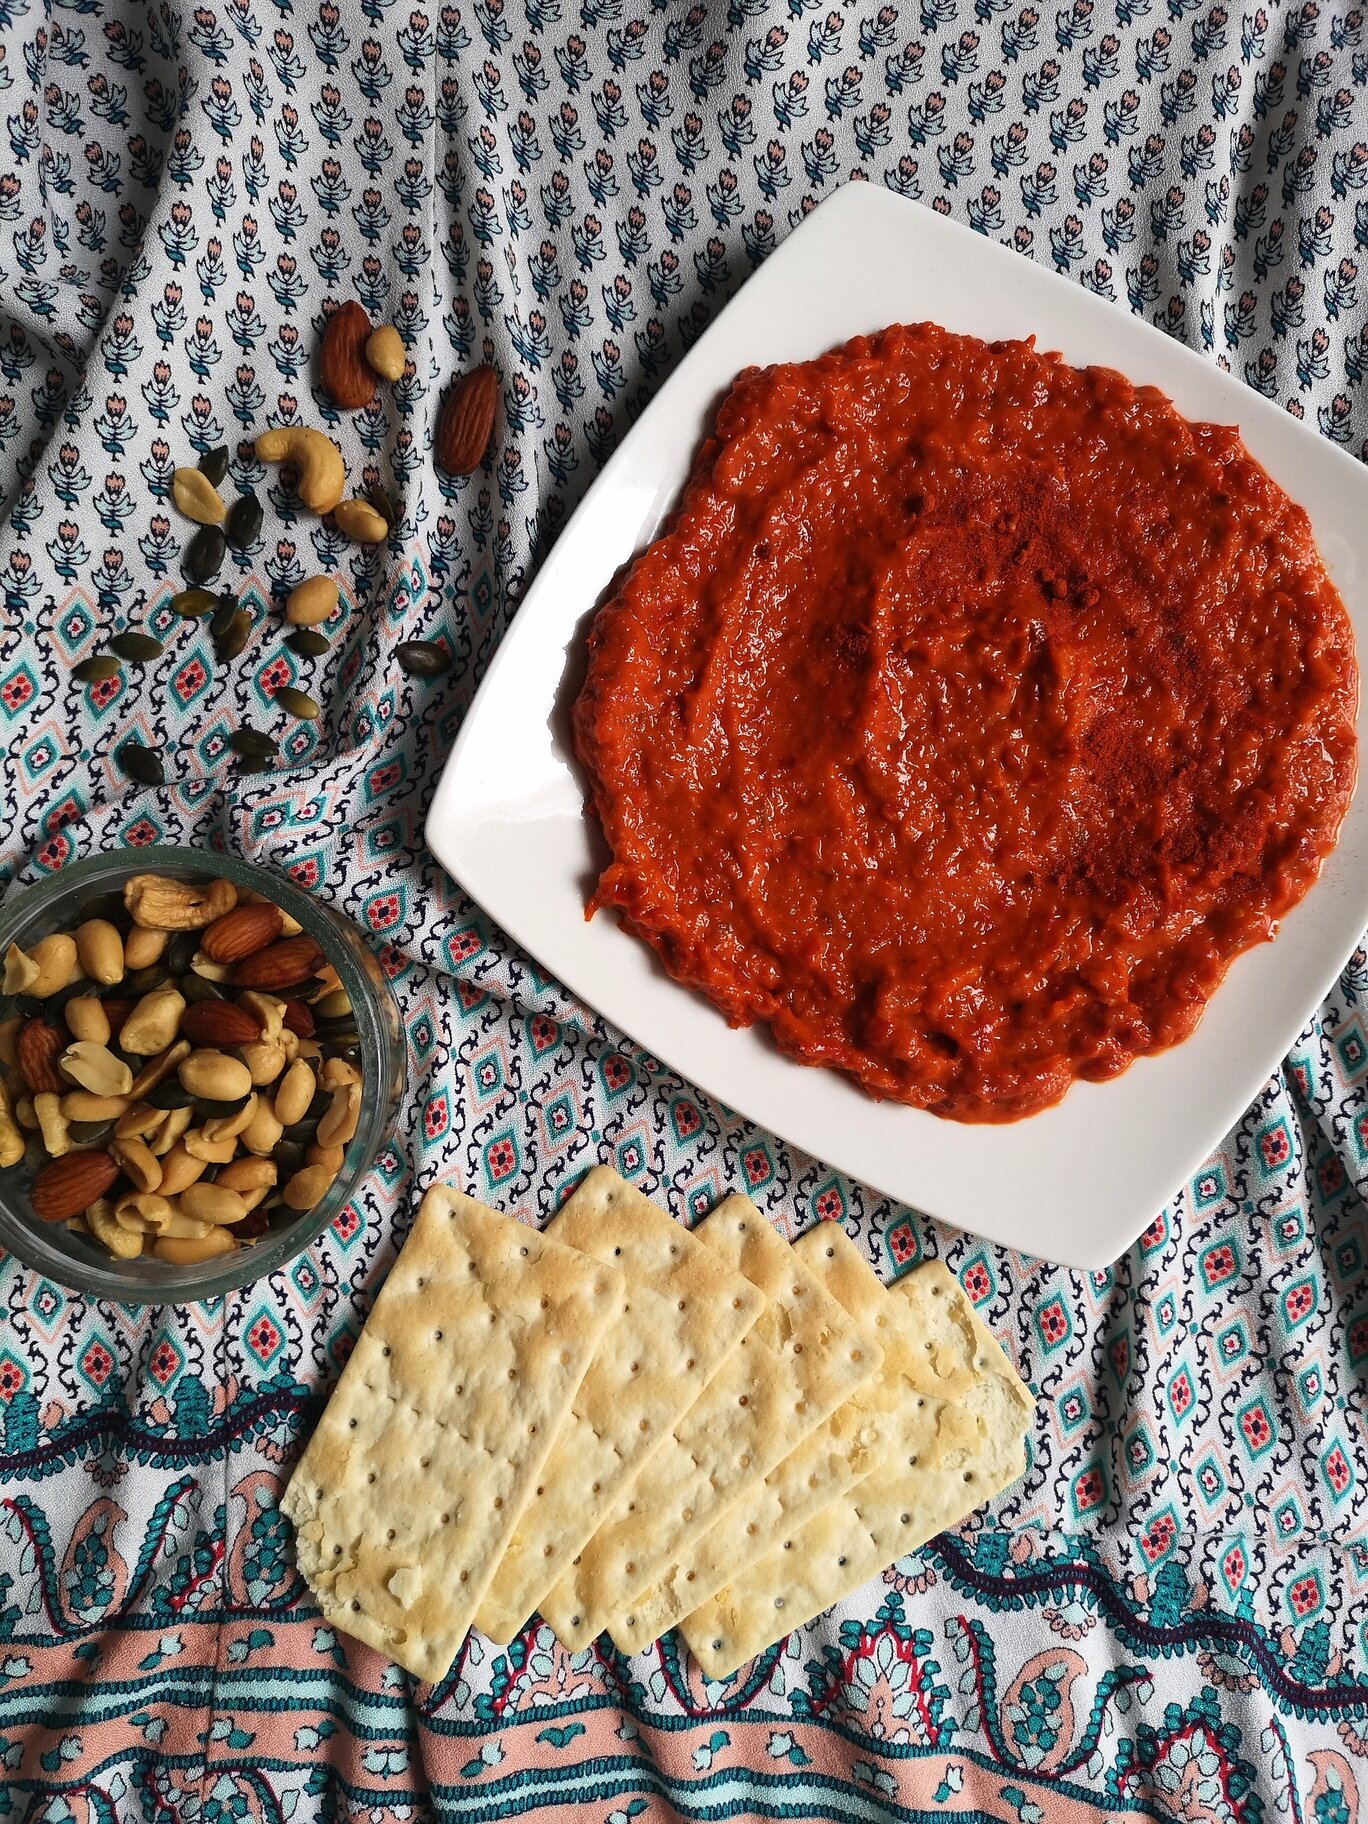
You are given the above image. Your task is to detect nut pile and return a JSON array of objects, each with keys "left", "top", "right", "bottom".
[
  {"left": 74, "top": 293, "right": 477, "bottom": 789},
  {"left": 0, "top": 872, "right": 365, "bottom": 1268}
]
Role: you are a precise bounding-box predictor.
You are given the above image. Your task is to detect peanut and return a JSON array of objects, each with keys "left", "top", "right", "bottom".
[
  {"left": 286, "top": 575, "right": 339, "bottom": 627},
  {"left": 274, "top": 1059, "right": 315, "bottom": 1127},
  {"left": 65, "top": 997, "right": 111, "bottom": 1045},
  {"left": 60, "top": 1041, "right": 133, "bottom": 1098},
  {"left": 365, "top": 323, "right": 405, "bottom": 381},
  {"left": 180, "top": 1182, "right": 249, "bottom": 1226},
  {"left": 75, "top": 918, "right": 124, "bottom": 985},
  {"left": 119, "top": 987, "right": 186, "bottom": 1055},
  {"left": 179, "top": 1050, "right": 253, "bottom": 1101},
  {"left": 155, "top": 1229, "right": 237, "bottom": 1265},
  {"left": 123, "top": 926, "right": 168, "bottom": 969},
  {"left": 284, "top": 1162, "right": 338, "bottom": 1210},
  {"left": 158, "top": 1143, "right": 208, "bottom": 1196}
]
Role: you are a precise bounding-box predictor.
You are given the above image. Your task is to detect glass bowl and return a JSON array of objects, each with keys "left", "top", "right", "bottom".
[{"left": 0, "top": 847, "right": 405, "bottom": 1303}]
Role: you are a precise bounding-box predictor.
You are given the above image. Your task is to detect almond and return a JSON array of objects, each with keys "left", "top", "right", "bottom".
[
  {"left": 436, "top": 364, "right": 498, "bottom": 475},
  {"left": 32, "top": 1150, "right": 120, "bottom": 1222},
  {"left": 231, "top": 936, "right": 324, "bottom": 991},
  {"left": 281, "top": 998, "right": 316, "bottom": 1038},
  {"left": 320, "top": 300, "right": 376, "bottom": 411},
  {"left": 181, "top": 1001, "right": 264, "bottom": 1047},
  {"left": 202, "top": 903, "right": 284, "bottom": 963},
  {"left": 18, "top": 1020, "right": 63, "bottom": 1094}
]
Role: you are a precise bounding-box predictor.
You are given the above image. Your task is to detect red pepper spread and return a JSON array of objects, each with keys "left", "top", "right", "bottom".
[{"left": 573, "top": 323, "right": 1358, "bottom": 1121}]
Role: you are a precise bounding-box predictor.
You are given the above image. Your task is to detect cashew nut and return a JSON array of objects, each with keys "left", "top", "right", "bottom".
[
  {"left": 34, "top": 1092, "right": 70, "bottom": 1158},
  {"left": 256, "top": 425, "right": 346, "bottom": 514},
  {"left": 59, "top": 1041, "right": 133, "bottom": 1098},
  {"left": 0, "top": 1080, "right": 24, "bottom": 1169},
  {"left": 124, "top": 873, "right": 237, "bottom": 931},
  {"left": 75, "top": 918, "right": 125, "bottom": 985},
  {"left": 66, "top": 997, "right": 111, "bottom": 1045},
  {"left": 88, "top": 1198, "right": 143, "bottom": 1259}
]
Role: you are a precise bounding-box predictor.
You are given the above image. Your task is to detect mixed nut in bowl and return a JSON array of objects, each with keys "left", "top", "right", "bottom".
[{"left": 0, "top": 848, "right": 405, "bottom": 1302}]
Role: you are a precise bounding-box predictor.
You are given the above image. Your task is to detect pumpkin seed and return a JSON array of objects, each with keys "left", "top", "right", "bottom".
[
  {"left": 164, "top": 931, "right": 198, "bottom": 975},
  {"left": 198, "top": 445, "right": 230, "bottom": 487},
  {"left": 395, "top": 640, "right": 452, "bottom": 678},
  {"left": 123, "top": 965, "right": 168, "bottom": 993},
  {"left": 184, "top": 524, "right": 226, "bottom": 585},
  {"left": 277, "top": 687, "right": 320, "bottom": 721},
  {"left": 170, "top": 587, "right": 217, "bottom": 619},
  {"left": 214, "top": 609, "right": 252, "bottom": 663},
  {"left": 146, "top": 1080, "right": 197, "bottom": 1110},
  {"left": 228, "top": 726, "right": 277, "bottom": 758},
  {"left": 274, "top": 1140, "right": 306, "bottom": 1175},
  {"left": 69, "top": 1117, "right": 117, "bottom": 1146},
  {"left": 11, "top": 995, "right": 43, "bottom": 1019},
  {"left": 192, "top": 1095, "right": 252, "bottom": 1120},
  {"left": 283, "top": 1117, "right": 321, "bottom": 1145},
  {"left": 286, "top": 630, "right": 330, "bottom": 658},
  {"left": 109, "top": 632, "right": 164, "bottom": 663},
  {"left": 118, "top": 740, "right": 165, "bottom": 786},
  {"left": 77, "top": 891, "right": 128, "bottom": 926},
  {"left": 226, "top": 492, "right": 263, "bottom": 552},
  {"left": 73, "top": 655, "right": 122, "bottom": 684},
  {"left": 181, "top": 975, "right": 230, "bottom": 1003}
]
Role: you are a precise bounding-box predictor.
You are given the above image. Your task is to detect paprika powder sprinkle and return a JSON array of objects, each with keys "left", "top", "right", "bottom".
[{"left": 573, "top": 323, "right": 1358, "bottom": 1121}]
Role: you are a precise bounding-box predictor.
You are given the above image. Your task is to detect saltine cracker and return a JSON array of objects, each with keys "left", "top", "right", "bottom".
[{"left": 282, "top": 1186, "right": 624, "bottom": 1682}]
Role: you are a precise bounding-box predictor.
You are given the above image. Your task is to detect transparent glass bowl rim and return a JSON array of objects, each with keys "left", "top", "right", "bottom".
[{"left": 0, "top": 846, "right": 404, "bottom": 1306}]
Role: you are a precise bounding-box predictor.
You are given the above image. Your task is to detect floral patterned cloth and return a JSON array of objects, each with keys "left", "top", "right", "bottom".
[{"left": 2, "top": 0, "right": 1368, "bottom": 1813}]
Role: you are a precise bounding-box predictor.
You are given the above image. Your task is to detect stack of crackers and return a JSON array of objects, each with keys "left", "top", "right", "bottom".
[{"left": 282, "top": 1167, "right": 1034, "bottom": 1682}]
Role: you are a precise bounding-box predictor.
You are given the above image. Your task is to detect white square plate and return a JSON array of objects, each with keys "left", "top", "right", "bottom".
[{"left": 426, "top": 183, "right": 1368, "bottom": 1269}]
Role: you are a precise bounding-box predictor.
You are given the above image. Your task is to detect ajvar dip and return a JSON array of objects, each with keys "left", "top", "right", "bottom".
[{"left": 573, "top": 323, "right": 1358, "bottom": 1121}]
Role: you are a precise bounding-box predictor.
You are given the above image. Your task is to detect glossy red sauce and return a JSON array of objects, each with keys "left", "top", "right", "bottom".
[{"left": 574, "top": 324, "right": 1358, "bottom": 1121}]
